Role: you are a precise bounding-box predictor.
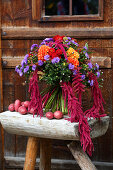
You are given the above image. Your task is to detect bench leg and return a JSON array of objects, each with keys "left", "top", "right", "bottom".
[
  {"left": 24, "top": 137, "right": 38, "bottom": 170},
  {"left": 67, "top": 141, "right": 97, "bottom": 170},
  {"left": 39, "top": 138, "right": 52, "bottom": 170}
]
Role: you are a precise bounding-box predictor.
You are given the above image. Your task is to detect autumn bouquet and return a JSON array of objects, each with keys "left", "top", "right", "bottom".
[{"left": 15, "top": 35, "right": 106, "bottom": 156}]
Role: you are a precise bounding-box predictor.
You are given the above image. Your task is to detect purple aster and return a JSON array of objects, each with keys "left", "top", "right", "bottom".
[
  {"left": 67, "top": 37, "right": 71, "bottom": 40},
  {"left": 81, "top": 75, "right": 85, "bottom": 80},
  {"left": 43, "top": 38, "right": 54, "bottom": 42},
  {"left": 24, "top": 66, "right": 29, "bottom": 73},
  {"left": 21, "top": 59, "right": 25, "bottom": 66},
  {"left": 41, "top": 42, "right": 46, "bottom": 45},
  {"left": 32, "top": 65, "right": 36, "bottom": 71},
  {"left": 73, "top": 70, "right": 77, "bottom": 75},
  {"left": 24, "top": 54, "right": 29, "bottom": 60},
  {"left": 51, "top": 57, "right": 60, "bottom": 64},
  {"left": 67, "top": 42, "right": 71, "bottom": 45},
  {"left": 88, "top": 80, "right": 94, "bottom": 86},
  {"left": 68, "top": 63, "right": 74, "bottom": 70},
  {"left": 38, "top": 60, "right": 43, "bottom": 66},
  {"left": 31, "top": 44, "right": 38, "bottom": 51},
  {"left": 83, "top": 46, "right": 88, "bottom": 51},
  {"left": 95, "top": 63, "right": 99, "bottom": 70},
  {"left": 44, "top": 55, "right": 50, "bottom": 61},
  {"left": 19, "top": 70, "right": 23, "bottom": 77},
  {"left": 15, "top": 66, "right": 20, "bottom": 73},
  {"left": 96, "top": 71, "right": 100, "bottom": 78},
  {"left": 88, "top": 62, "right": 92, "bottom": 69},
  {"left": 71, "top": 40, "right": 79, "bottom": 46},
  {"left": 84, "top": 52, "right": 89, "bottom": 59}
]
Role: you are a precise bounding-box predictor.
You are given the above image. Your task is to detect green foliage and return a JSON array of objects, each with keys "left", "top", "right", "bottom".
[{"left": 42, "top": 59, "right": 72, "bottom": 86}]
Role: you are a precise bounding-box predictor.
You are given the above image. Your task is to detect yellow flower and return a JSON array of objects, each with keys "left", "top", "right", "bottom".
[{"left": 67, "top": 47, "right": 79, "bottom": 59}]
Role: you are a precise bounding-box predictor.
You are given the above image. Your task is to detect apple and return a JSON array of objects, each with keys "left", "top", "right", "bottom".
[
  {"left": 54, "top": 111, "right": 63, "bottom": 119},
  {"left": 8, "top": 103, "right": 15, "bottom": 112},
  {"left": 18, "top": 106, "right": 27, "bottom": 115},
  {"left": 46, "top": 112, "right": 54, "bottom": 120}
]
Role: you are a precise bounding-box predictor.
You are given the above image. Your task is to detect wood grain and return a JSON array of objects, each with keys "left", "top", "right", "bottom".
[
  {"left": 68, "top": 142, "right": 97, "bottom": 170},
  {"left": 39, "top": 138, "right": 52, "bottom": 170},
  {"left": 2, "top": 27, "right": 113, "bottom": 39},
  {"left": 24, "top": 137, "right": 38, "bottom": 170},
  {"left": 0, "top": 111, "right": 110, "bottom": 140}
]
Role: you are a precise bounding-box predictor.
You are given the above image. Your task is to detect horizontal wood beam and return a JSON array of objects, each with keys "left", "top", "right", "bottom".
[
  {"left": 4, "top": 156, "right": 113, "bottom": 169},
  {"left": 1, "top": 27, "right": 113, "bottom": 39},
  {"left": 2, "top": 56, "right": 111, "bottom": 68}
]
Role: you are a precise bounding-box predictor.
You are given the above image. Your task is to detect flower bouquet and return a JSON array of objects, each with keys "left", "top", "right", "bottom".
[{"left": 15, "top": 35, "right": 106, "bottom": 156}]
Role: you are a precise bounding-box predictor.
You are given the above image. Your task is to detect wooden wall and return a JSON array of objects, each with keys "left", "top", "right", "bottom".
[{"left": 0, "top": 0, "right": 113, "bottom": 169}]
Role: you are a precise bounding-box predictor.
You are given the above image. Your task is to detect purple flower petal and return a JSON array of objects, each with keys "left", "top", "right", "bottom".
[
  {"left": 31, "top": 44, "right": 38, "bottom": 51},
  {"left": 90, "top": 80, "right": 94, "bottom": 86},
  {"left": 83, "top": 46, "right": 88, "bottom": 51},
  {"left": 85, "top": 52, "right": 89, "bottom": 59},
  {"left": 24, "top": 66, "right": 29, "bottom": 73},
  {"left": 38, "top": 60, "right": 43, "bottom": 66},
  {"left": 81, "top": 75, "right": 85, "bottom": 80},
  {"left": 68, "top": 63, "right": 74, "bottom": 70},
  {"left": 43, "top": 38, "right": 54, "bottom": 42},
  {"left": 24, "top": 54, "right": 29, "bottom": 60},
  {"left": 67, "top": 37, "right": 71, "bottom": 40},
  {"left": 44, "top": 55, "right": 50, "bottom": 61},
  {"left": 88, "top": 80, "right": 93, "bottom": 86},
  {"left": 95, "top": 63, "right": 99, "bottom": 70},
  {"left": 71, "top": 40, "right": 79, "bottom": 46},
  {"left": 67, "top": 42, "right": 71, "bottom": 45},
  {"left": 88, "top": 62, "right": 92, "bottom": 69},
  {"left": 96, "top": 72, "right": 100, "bottom": 78},
  {"left": 41, "top": 42, "right": 46, "bottom": 45},
  {"left": 15, "top": 66, "right": 20, "bottom": 73},
  {"left": 32, "top": 65, "right": 36, "bottom": 71},
  {"left": 51, "top": 57, "right": 60, "bottom": 64},
  {"left": 73, "top": 70, "right": 77, "bottom": 75},
  {"left": 19, "top": 70, "right": 23, "bottom": 77}
]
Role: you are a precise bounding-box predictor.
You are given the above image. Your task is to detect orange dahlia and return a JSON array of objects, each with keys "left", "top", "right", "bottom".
[
  {"left": 38, "top": 45, "right": 50, "bottom": 61},
  {"left": 68, "top": 57, "right": 79, "bottom": 68}
]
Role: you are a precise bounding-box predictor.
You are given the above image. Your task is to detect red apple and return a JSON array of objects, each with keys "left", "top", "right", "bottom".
[
  {"left": 8, "top": 103, "right": 15, "bottom": 112},
  {"left": 18, "top": 106, "right": 27, "bottom": 115},
  {"left": 15, "top": 99, "right": 21, "bottom": 112},
  {"left": 54, "top": 111, "right": 63, "bottom": 119},
  {"left": 46, "top": 112, "right": 54, "bottom": 120}
]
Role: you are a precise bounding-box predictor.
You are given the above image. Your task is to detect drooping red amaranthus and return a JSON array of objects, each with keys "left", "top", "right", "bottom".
[
  {"left": 28, "top": 69, "right": 43, "bottom": 117},
  {"left": 84, "top": 72, "right": 106, "bottom": 119},
  {"left": 61, "top": 81, "right": 94, "bottom": 156},
  {"left": 72, "top": 73, "right": 85, "bottom": 104}
]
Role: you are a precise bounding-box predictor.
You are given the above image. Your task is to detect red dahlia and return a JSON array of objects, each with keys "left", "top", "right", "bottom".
[
  {"left": 56, "top": 49, "right": 62, "bottom": 56},
  {"left": 53, "top": 35, "right": 64, "bottom": 41}
]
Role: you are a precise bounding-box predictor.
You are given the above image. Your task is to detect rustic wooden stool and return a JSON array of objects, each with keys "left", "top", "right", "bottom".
[{"left": 0, "top": 111, "right": 109, "bottom": 170}]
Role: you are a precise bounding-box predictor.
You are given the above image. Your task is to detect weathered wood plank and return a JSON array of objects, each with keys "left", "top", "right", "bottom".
[
  {"left": 1, "top": 56, "right": 111, "bottom": 68},
  {"left": 0, "top": 111, "right": 110, "bottom": 140},
  {"left": 2, "top": 27, "right": 113, "bottom": 39},
  {"left": 68, "top": 142, "right": 97, "bottom": 170},
  {"left": 91, "top": 56, "right": 111, "bottom": 68}
]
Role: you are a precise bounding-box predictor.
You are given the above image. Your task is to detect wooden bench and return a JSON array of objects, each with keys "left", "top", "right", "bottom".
[{"left": 0, "top": 111, "right": 109, "bottom": 170}]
